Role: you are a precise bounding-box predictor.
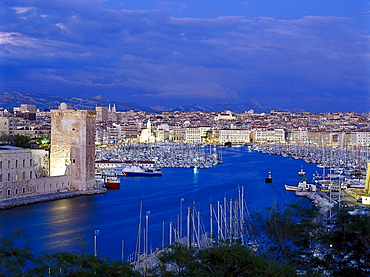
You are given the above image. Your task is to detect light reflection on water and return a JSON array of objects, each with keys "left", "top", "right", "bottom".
[{"left": 0, "top": 147, "right": 317, "bottom": 260}]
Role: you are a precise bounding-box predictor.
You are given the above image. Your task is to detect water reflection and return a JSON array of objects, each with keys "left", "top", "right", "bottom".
[{"left": 0, "top": 147, "right": 317, "bottom": 260}]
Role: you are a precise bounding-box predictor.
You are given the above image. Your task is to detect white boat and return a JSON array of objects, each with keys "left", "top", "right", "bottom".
[
  {"left": 284, "top": 184, "right": 299, "bottom": 191},
  {"left": 118, "top": 165, "right": 162, "bottom": 176},
  {"left": 285, "top": 180, "right": 317, "bottom": 192},
  {"left": 95, "top": 171, "right": 105, "bottom": 188}
]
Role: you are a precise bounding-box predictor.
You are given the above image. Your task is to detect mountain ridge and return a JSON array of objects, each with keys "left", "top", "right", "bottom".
[{"left": 0, "top": 91, "right": 303, "bottom": 113}]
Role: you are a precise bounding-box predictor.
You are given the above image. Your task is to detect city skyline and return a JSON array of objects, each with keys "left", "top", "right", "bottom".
[{"left": 1, "top": 0, "right": 369, "bottom": 113}]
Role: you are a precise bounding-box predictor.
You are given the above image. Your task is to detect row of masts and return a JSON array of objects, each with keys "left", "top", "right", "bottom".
[
  {"left": 131, "top": 186, "right": 257, "bottom": 273},
  {"left": 252, "top": 144, "right": 369, "bottom": 178},
  {"left": 96, "top": 142, "right": 221, "bottom": 168}
]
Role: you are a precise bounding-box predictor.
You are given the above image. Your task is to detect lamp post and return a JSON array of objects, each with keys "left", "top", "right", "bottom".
[
  {"left": 48, "top": 258, "right": 57, "bottom": 277},
  {"left": 94, "top": 229, "right": 100, "bottom": 257}
]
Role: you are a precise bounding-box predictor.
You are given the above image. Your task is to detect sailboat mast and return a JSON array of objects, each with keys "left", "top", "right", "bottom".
[{"left": 136, "top": 198, "right": 143, "bottom": 263}]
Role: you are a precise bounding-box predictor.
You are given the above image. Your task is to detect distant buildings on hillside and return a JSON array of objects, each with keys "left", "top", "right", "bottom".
[{"left": 0, "top": 104, "right": 369, "bottom": 147}]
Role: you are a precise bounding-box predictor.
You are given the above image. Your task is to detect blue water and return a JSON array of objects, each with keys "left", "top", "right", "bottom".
[{"left": 0, "top": 147, "right": 318, "bottom": 260}]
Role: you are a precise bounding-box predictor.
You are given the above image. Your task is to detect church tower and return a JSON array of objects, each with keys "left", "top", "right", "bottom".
[{"left": 50, "top": 103, "right": 96, "bottom": 191}]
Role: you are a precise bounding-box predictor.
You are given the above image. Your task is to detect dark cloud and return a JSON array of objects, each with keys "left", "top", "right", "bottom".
[{"left": 1, "top": 0, "right": 369, "bottom": 111}]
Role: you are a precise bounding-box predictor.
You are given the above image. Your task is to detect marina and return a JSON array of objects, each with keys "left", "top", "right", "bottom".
[
  {"left": 0, "top": 147, "right": 318, "bottom": 261},
  {"left": 0, "top": 143, "right": 369, "bottom": 265}
]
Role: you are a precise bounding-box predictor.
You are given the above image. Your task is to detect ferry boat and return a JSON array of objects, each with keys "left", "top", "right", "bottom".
[
  {"left": 121, "top": 165, "right": 162, "bottom": 177},
  {"left": 104, "top": 173, "right": 120, "bottom": 189}
]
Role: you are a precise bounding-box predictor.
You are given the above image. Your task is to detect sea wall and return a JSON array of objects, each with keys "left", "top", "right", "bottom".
[
  {"left": 296, "top": 191, "right": 334, "bottom": 219},
  {"left": 0, "top": 188, "right": 106, "bottom": 210}
]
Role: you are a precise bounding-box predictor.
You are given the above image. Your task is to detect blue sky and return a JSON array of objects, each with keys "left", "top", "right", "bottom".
[{"left": 1, "top": 0, "right": 369, "bottom": 112}]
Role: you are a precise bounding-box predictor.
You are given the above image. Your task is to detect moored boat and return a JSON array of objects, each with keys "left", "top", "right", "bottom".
[
  {"left": 284, "top": 184, "right": 299, "bottom": 191},
  {"left": 121, "top": 165, "right": 162, "bottom": 176},
  {"left": 104, "top": 173, "right": 120, "bottom": 189}
]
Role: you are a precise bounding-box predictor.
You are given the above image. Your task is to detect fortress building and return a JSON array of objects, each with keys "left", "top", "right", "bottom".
[
  {"left": 50, "top": 103, "right": 96, "bottom": 191},
  {"left": 0, "top": 103, "right": 98, "bottom": 203}
]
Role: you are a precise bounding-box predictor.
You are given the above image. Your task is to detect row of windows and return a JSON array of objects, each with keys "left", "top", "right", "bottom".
[
  {"left": 0, "top": 159, "right": 33, "bottom": 169},
  {"left": 0, "top": 171, "right": 33, "bottom": 182},
  {"left": 0, "top": 182, "right": 69, "bottom": 198},
  {"left": 0, "top": 187, "right": 30, "bottom": 197}
]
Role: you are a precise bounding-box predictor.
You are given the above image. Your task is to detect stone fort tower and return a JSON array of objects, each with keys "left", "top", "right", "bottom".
[{"left": 50, "top": 103, "right": 96, "bottom": 191}]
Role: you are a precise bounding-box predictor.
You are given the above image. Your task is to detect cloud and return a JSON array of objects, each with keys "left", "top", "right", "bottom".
[{"left": 1, "top": 0, "right": 369, "bottom": 111}]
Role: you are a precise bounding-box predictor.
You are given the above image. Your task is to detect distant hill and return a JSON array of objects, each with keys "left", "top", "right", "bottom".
[
  {"left": 0, "top": 91, "right": 303, "bottom": 113},
  {"left": 0, "top": 91, "right": 157, "bottom": 112}
]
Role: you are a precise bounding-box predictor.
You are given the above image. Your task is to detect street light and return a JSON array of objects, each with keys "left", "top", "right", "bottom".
[
  {"left": 94, "top": 229, "right": 100, "bottom": 257},
  {"left": 48, "top": 258, "right": 57, "bottom": 277}
]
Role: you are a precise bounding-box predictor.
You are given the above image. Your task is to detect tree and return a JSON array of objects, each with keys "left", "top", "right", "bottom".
[
  {"left": 323, "top": 211, "right": 370, "bottom": 277},
  {"left": 28, "top": 252, "right": 140, "bottom": 277},
  {"left": 0, "top": 228, "right": 33, "bottom": 277},
  {"left": 157, "top": 243, "right": 198, "bottom": 276},
  {"left": 35, "top": 136, "right": 50, "bottom": 148},
  {"left": 0, "top": 134, "right": 30, "bottom": 148},
  {"left": 157, "top": 243, "right": 296, "bottom": 277},
  {"left": 251, "top": 203, "right": 325, "bottom": 275},
  {"left": 196, "top": 244, "right": 296, "bottom": 277}
]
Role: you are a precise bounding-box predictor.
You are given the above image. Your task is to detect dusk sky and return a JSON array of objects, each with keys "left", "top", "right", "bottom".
[{"left": 1, "top": 1, "right": 369, "bottom": 112}]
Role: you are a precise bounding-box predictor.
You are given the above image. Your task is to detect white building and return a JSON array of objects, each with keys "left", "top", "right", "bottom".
[
  {"left": 0, "top": 146, "right": 71, "bottom": 200},
  {"left": 253, "top": 128, "right": 285, "bottom": 144},
  {"left": 216, "top": 129, "right": 251, "bottom": 144},
  {"left": 138, "top": 120, "right": 156, "bottom": 143},
  {"left": 0, "top": 117, "right": 14, "bottom": 135},
  {"left": 349, "top": 131, "right": 370, "bottom": 146},
  {"left": 182, "top": 127, "right": 202, "bottom": 144},
  {"left": 214, "top": 110, "right": 235, "bottom": 121}
]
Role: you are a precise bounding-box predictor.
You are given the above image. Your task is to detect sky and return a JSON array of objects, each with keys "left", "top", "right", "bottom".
[{"left": 1, "top": 0, "right": 369, "bottom": 112}]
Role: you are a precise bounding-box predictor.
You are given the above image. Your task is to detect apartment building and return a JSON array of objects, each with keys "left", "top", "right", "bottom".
[
  {"left": 253, "top": 128, "right": 285, "bottom": 143},
  {"left": 215, "top": 129, "right": 251, "bottom": 144}
]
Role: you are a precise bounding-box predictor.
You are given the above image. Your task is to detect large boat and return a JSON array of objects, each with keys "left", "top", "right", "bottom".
[
  {"left": 104, "top": 173, "right": 120, "bottom": 189},
  {"left": 120, "top": 165, "right": 162, "bottom": 177}
]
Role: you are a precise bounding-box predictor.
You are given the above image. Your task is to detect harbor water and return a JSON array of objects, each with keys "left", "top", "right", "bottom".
[{"left": 0, "top": 147, "right": 318, "bottom": 260}]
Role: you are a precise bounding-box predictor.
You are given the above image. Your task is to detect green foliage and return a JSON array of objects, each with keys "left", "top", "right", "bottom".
[
  {"left": 35, "top": 135, "right": 50, "bottom": 148},
  {"left": 0, "top": 228, "right": 138, "bottom": 277},
  {"left": 2, "top": 204, "right": 370, "bottom": 276},
  {"left": 251, "top": 203, "right": 326, "bottom": 274},
  {"left": 156, "top": 243, "right": 296, "bottom": 277},
  {"left": 0, "top": 134, "right": 31, "bottom": 148},
  {"left": 323, "top": 211, "right": 370, "bottom": 276},
  {"left": 0, "top": 228, "right": 33, "bottom": 277},
  {"left": 28, "top": 252, "right": 139, "bottom": 277}
]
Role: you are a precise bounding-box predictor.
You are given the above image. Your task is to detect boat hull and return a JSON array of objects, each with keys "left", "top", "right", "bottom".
[
  {"left": 284, "top": 184, "right": 299, "bottom": 191},
  {"left": 105, "top": 181, "right": 120, "bottom": 189},
  {"left": 123, "top": 171, "right": 162, "bottom": 177}
]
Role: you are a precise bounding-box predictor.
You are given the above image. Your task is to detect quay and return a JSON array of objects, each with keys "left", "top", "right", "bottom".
[
  {"left": 295, "top": 191, "right": 335, "bottom": 220},
  {"left": 0, "top": 188, "right": 106, "bottom": 210}
]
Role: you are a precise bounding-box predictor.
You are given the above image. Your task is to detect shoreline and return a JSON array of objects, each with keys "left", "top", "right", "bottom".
[{"left": 0, "top": 189, "right": 107, "bottom": 210}]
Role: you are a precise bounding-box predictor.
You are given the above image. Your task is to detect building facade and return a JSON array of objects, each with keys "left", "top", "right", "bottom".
[{"left": 50, "top": 103, "right": 96, "bottom": 191}]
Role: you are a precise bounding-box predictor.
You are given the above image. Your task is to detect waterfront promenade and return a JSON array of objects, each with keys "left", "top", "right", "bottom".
[{"left": 0, "top": 188, "right": 106, "bottom": 210}]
